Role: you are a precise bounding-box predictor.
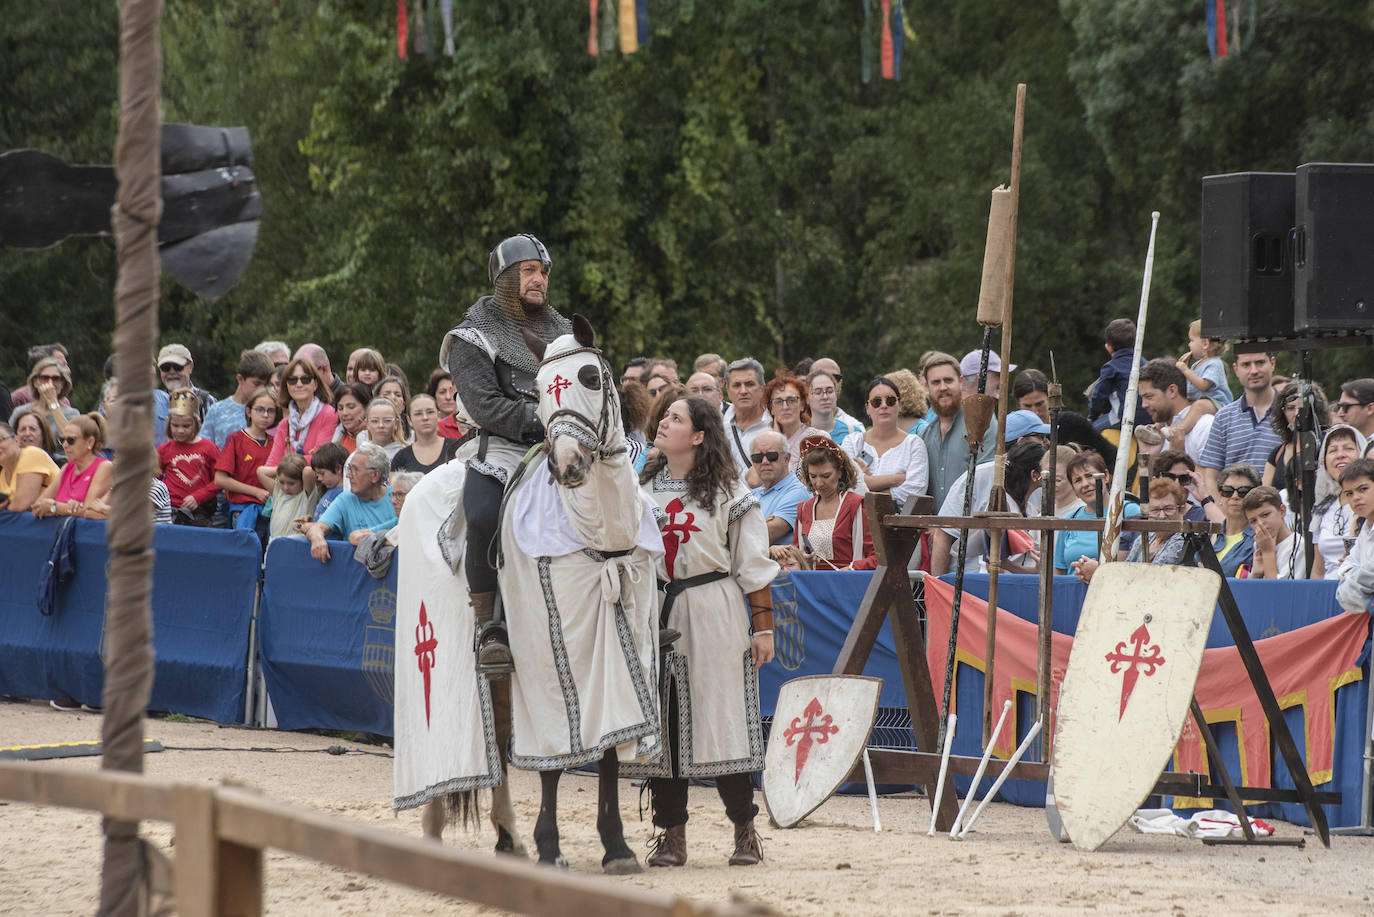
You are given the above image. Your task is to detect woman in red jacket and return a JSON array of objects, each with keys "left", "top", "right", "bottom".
[
  {"left": 158, "top": 389, "right": 221, "bottom": 525},
  {"left": 793, "top": 434, "right": 876, "bottom": 570},
  {"left": 262, "top": 357, "right": 338, "bottom": 484}
]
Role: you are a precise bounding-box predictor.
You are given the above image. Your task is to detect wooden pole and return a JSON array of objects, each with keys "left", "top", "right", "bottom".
[
  {"left": 99, "top": 0, "right": 162, "bottom": 914},
  {"left": 982, "top": 83, "right": 1026, "bottom": 744}
]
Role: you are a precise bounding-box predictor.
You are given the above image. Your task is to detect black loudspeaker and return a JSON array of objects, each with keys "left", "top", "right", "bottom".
[
  {"left": 1200, "top": 171, "right": 1295, "bottom": 341},
  {"left": 1294, "top": 162, "right": 1374, "bottom": 333}
]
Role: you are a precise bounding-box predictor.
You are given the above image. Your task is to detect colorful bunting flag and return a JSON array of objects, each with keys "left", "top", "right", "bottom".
[
  {"left": 441, "top": 0, "right": 454, "bottom": 56},
  {"left": 892, "top": 0, "right": 904, "bottom": 80},
  {"left": 861, "top": 0, "right": 873, "bottom": 83},
  {"left": 880, "top": 0, "right": 894, "bottom": 80},
  {"left": 397, "top": 0, "right": 408, "bottom": 59},
  {"left": 1206, "top": 0, "right": 1228, "bottom": 59},
  {"left": 589, "top": 0, "right": 600, "bottom": 55}
]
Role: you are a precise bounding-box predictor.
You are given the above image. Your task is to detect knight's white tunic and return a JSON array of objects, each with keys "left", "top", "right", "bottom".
[{"left": 625, "top": 470, "right": 780, "bottom": 778}]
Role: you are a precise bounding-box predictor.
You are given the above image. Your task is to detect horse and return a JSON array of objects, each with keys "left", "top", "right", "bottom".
[{"left": 394, "top": 314, "right": 661, "bottom": 874}]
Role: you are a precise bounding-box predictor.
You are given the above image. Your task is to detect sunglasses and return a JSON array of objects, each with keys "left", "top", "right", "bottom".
[
  {"left": 37, "top": 374, "right": 65, "bottom": 384},
  {"left": 1219, "top": 484, "right": 1255, "bottom": 498},
  {"left": 1335, "top": 401, "right": 1372, "bottom": 413},
  {"left": 285, "top": 375, "right": 313, "bottom": 385},
  {"left": 1156, "top": 471, "right": 1193, "bottom": 483},
  {"left": 61, "top": 435, "right": 81, "bottom": 446},
  {"left": 869, "top": 395, "right": 898, "bottom": 408},
  {"left": 158, "top": 363, "right": 185, "bottom": 373},
  {"left": 750, "top": 450, "right": 782, "bottom": 464}
]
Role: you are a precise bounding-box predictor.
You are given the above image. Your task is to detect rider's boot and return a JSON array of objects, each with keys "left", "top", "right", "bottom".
[{"left": 471, "top": 591, "right": 515, "bottom": 676}]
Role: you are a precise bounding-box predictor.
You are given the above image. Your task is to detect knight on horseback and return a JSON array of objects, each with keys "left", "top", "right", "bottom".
[{"left": 440, "top": 233, "right": 570, "bottom": 675}]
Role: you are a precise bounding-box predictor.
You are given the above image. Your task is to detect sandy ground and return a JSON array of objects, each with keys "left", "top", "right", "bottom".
[{"left": 1, "top": 699, "right": 1371, "bottom": 916}]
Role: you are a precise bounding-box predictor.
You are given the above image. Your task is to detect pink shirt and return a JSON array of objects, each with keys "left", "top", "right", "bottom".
[
  {"left": 54, "top": 456, "right": 108, "bottom": 503},
  {"left": 267, "top": 404, "right": 339, "bottom": 466}
]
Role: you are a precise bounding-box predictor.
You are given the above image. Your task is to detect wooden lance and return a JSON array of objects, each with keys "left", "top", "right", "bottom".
[{"left": 979, "top": 83, "right": 1026, "bottom": 744}]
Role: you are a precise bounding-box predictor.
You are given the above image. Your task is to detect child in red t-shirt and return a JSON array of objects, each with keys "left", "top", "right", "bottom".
[
  {"left": 158, "top": 389, "right": 221, "bottom": 525},
  {"left": 213, "top": 387, "right": 277, "bottom": 529}
]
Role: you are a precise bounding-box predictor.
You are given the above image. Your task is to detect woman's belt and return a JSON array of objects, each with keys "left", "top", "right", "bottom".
[{"left": 659, "top": 570, "right": 729, "bottom": 627}]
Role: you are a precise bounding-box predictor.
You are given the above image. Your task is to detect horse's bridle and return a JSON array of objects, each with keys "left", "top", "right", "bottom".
[{"left": 538, "top": 346, "right": 624, "bottom": 463}]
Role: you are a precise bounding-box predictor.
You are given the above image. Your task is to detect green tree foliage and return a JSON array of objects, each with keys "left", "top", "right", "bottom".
[{"left": 4, "top": 0, "right": 1373, "bottom": 415}]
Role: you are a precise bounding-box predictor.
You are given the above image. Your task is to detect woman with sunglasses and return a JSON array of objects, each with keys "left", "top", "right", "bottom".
[
  {"left": 32, "top": 413, "right": 113, "bottom": 520},
  {"left": 262, "top": 357, "right": 338, "bottom": 484},
  {"left": 1212, "top": 463, "right": 1259, "bottom": 576},
  {"left": 0, "top": 422, "right": 59, "bottom": 513},
  {"left": 841, "top": 376, "right": 929, "bottom": 511},
  {"left": 1262, "top": 380, "right": 1331, "bottom": 494},
  {"left": 9, "top": 356, "right": 80, "bottom": 445},
  {"left": 1309, "top": 424, "right": 1367, "bottom": 579}
]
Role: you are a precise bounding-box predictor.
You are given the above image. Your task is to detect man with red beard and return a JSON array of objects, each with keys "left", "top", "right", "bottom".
[{"left": 918, "top": 351, "right": 996, "bottom": 506}]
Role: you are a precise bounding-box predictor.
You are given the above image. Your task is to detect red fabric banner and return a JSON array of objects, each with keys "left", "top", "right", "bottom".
[
  {"left": 397, "top": 0, "right": 409, "bottom": 59},
  {"left": 588, "top": 0, "right": 599, "bottom": 56},
  {"left": 1215, "top": 0, "right": 1229, "bottom": 57},
  {"left": 879, "top": 0, "right": 894, "bottom": 80},
  {"left": 922, "top": 575, "right": 1368, "bottom": 791}
]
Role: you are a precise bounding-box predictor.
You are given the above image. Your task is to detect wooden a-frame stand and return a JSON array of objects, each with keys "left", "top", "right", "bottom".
[{"left": 835, "top": 494, "right": 1337, "bottom": 847}]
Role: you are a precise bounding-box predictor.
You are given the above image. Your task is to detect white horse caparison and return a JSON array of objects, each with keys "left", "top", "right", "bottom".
[{"left": 412, "top": 315, "right": 660, "bottom": 873}]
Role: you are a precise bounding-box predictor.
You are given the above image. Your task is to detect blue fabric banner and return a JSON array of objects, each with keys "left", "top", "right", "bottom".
[
  {"left": 0, "top": 513, "right": 258, "bottom": 723},
  {"left": 258, "top": 536, "right": 398, "bottom": 735}
]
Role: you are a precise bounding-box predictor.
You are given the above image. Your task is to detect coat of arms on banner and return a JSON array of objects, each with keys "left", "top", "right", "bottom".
[
  {"left": 762, "top": 675, "right": 882, "bottom": 828},
  {"left": 1053, "top": 563, "right": 1220, "bottom": 851}
]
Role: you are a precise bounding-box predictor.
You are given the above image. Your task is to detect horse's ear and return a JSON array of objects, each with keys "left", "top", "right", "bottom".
[
  {"left": 523, "top": 328, "right": 548, "bottom": 362},
  {"left": 572, "top": 313, "right": 596, "bottom": 348}
]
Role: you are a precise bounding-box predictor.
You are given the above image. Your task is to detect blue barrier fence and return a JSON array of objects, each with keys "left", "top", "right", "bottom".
[
  {"left": 0, "top": 514, "right": 257, "bottom": 723},
  {"left": 1, "top": 516, "right": 1367, "bottom": 828}
]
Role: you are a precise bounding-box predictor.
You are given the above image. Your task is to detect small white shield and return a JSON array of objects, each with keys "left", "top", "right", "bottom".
[
  {"left": 1053, "top": 562, "right": 1220, "bottom": 851},
  {"left": 763, "top": 675, "right": 882, "bottom": 828}
]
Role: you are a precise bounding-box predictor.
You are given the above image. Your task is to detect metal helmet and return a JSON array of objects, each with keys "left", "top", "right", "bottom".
[{"left": 488, "top": 233, "right": 551, "bottom": 285}]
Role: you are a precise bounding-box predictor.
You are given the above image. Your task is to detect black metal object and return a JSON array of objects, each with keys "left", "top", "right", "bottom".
[
  {"left": 1166, "top": 532, "right": 1335, "bottom": 848},
  {"left": 0, "top": 123, "right": 258, "bottom": 299},
  {"left": 937, "top": 324, "right": 995, "bottom": 753}
]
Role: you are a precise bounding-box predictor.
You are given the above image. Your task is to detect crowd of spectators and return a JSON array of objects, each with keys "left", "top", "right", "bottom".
[{"left": 6, "top": 318, "right": 1374, "bottom": 603}]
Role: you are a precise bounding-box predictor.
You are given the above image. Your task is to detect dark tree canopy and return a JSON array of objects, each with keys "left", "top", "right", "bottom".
[{"left": 5, "top": 0, "right": 1374, "bottom": 412}]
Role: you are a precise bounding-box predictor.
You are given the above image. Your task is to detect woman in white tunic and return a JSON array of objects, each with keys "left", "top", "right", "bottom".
[
  {"left": 633, "top": 396, "right": 779, "bottom": 868},
  {"left": 841, "top": 375, "right": 929, "bottom": 511}
]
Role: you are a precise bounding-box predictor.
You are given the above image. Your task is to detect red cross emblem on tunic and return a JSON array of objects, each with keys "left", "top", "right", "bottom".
[
  {"left": 782, "top": 697, "right": 839, "bottom": 786},
  {"left": 414, "top": 602, "right": 438, "bottom": 728},
  {"left": 546, "top": 374, "right": 572, "bottom": 406},
  {"left": 1105, "top": 622, "right": 1165, "bottom": 721},
  {"left": 662, "top": 497, "right": 701, "bottom": 579}
]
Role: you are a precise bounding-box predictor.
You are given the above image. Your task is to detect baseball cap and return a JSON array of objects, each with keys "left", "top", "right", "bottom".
[
  {"left": 157, "top": 344, "right": 192, "bottom": 367},
  {"left": 1005, "top": 409, "right": 1051, "bottom": 443},
  {"left": 960, "top": 350, "right": 1016, "bottom": 378}
]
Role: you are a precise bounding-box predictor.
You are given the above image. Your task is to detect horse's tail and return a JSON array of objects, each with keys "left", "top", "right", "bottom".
[{"left": 438, "top": 789, "right": 483, "bottom": 833}]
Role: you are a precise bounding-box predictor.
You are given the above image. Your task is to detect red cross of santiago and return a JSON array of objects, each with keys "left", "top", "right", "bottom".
[
  {"left": 662, "top": 497, "right": 701, "bottom": 579},
  {"left": 783, "top": 697, "right": 839, "bottom": 786},
  {"left": 1105, "top": 622, "right": 1165, "bottom": 722},
  {"left": 415, "top": 602, "right": 438, "bottom": 728},
  {"left": 546, "top": 374, "right": 572, "bottom": 406}
]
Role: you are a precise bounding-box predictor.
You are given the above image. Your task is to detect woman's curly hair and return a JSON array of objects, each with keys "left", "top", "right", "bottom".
[
  {"left": 763, "top": 375, "right": 811, "bottom": 425},
  {"left": 639, "top": 396, "right": 739, "bottom": 511}
]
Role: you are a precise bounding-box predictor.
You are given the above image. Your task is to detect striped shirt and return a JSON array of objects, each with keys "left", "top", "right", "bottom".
[{"left": 1197, "top": 392, "right": 1282, "bottom": 472}]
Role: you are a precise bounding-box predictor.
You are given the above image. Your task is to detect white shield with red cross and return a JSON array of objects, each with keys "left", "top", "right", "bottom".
[
  {"left": 762, "top": 675, "right": 882, "bottom": 828},
  {"left": 1052, "top": 562, "right": 1220, "bottom": 851}
]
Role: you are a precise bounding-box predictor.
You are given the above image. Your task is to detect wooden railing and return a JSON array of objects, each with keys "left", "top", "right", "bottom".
[{"left": 0, "top": 762, "right": 767, "bottom": 917}]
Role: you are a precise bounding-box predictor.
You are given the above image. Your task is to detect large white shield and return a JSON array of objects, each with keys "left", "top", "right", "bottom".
[
  {"left": 762, "top": 675, "right": 882, "bottom": 828},
  {"left": 1053, "top": 563, "right": 1220, "bottom": 851}
]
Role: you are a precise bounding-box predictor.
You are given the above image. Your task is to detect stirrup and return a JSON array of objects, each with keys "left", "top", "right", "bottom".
[{"left": 475, "top": 622, "right": 515, "bottom": 676}]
